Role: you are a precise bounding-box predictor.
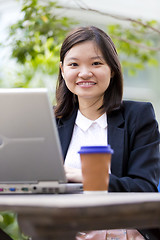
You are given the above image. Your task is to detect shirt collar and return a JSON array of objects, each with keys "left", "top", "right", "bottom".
[{"left": 76, "top": 110, "right": 107, "bottom": 132}]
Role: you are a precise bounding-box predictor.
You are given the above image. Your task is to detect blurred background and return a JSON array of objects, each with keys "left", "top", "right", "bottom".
[{"left": 0, "top": 0, "right": 160, "bottom": 124}]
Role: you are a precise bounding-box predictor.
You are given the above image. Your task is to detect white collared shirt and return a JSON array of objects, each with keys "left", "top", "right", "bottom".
[{"left": 64, "top": 110, "right": 108, "bottom": 169}]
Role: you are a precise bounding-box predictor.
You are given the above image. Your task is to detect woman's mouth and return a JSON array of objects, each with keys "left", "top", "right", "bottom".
[{"left": 76, "top": 81, "right": 96, "bottom": 86}]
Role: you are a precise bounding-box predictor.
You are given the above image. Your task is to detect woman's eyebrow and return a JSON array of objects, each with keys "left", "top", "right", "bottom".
[
  {"left": 91, "top": 56, "right": 104, "bottom": 60},
  {"left": 65, "top": 56, "right": 104, "bottom": 61},
  {"left": 65, "top": 57, "right": 79, "bottom": 62}
]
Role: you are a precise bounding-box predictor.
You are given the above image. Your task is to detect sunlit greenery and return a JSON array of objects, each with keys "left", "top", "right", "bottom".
[
  {"left": 107, "top": 19, "right": 159, "bottom": 75},
  {"left": 0, "top": 212, "right": 29, "bottom": 240},
  {"left": 2, "top": 0, "right": 76, "bottom": 88}
]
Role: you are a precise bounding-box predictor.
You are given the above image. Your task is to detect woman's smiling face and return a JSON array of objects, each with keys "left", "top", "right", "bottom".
[{"left": 60, "top": 41, "right": 112, "bottom": 106}]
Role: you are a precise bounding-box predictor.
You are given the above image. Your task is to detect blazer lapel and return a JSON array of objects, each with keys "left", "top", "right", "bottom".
[
  {"left": 108, "top": 109, "right": 125, "bottom": 177},
  {"left": 57, "top": 109, "right": 78, "bottom": 160}
]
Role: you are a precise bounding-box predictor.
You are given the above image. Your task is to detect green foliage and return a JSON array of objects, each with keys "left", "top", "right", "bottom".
[
  {"left": 0, "top": 212, "right": 29, "bottom": 240},
  {"left": 6, "top": 0, "right": 76, "bottom": 87},
  {"left": 107, "top": 19, "right": 159, "bottom": 75}
]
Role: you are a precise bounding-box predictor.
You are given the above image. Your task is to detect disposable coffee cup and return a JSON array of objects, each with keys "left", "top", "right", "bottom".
[{"left": 78, "top": 145, "right": 114, "bottom": 193}]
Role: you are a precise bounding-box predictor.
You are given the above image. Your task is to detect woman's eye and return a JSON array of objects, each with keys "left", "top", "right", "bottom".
[
  {"left": 69, "top": 63, "right": 78, "bottom": 67},
  {"left": 93, "top": 62, "right": 102, "bottom": 66}
]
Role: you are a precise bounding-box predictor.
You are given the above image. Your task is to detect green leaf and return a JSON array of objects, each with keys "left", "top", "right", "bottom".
[{"left": 0, "top": 212, "right": 29, "bottom": 240}]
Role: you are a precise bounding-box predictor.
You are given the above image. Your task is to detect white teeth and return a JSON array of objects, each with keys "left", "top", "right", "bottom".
[{"left": 78, "top": 82, "right": 95, "bottom": 85}]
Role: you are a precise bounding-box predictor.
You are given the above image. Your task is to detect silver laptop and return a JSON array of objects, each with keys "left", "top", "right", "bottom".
[{"left": 0, "top": 88, "right": 82, "bottom": 194}]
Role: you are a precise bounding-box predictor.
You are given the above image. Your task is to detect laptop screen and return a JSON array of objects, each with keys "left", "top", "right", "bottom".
[{"left": 0, "top": 88, "right": 66, "bottom": 185}]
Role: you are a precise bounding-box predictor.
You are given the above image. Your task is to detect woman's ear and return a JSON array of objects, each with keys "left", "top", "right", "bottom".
[
  {"left": 59, "top": 62, "right": 64, "bottom": 79},
  {"left": 111, "top": 71, "right": 115, "bottom": 78}
]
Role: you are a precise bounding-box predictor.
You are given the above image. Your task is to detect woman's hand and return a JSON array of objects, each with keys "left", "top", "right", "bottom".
[{"left": 64, "top": 166, "right": 83, "bottom": 183}]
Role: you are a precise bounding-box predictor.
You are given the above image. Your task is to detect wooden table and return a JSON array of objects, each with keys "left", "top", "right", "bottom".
[{"left": 0, "top": 193, "right": 160, "bottom": 240}]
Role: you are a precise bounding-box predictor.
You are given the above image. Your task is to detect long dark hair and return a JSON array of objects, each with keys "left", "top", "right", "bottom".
[{"left": 55, "top": 26, "right": 123, "bottom": 119}]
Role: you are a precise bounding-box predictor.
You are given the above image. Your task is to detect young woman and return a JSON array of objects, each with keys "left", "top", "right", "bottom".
[{"left": 54, "top": 26, "right": 160, "bottom": 240}]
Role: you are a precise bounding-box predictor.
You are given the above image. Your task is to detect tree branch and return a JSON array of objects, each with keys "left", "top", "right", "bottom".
[{"left": 62, "top": 1, "right": 160, "bottom": 35}]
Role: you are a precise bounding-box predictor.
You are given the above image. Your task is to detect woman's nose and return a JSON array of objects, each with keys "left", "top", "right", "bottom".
[{"left": 78, "top": 67, "right": 93, "bottom": 79}]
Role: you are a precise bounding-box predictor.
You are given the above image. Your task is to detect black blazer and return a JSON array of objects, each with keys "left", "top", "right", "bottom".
[
  {"left": 56, "top": 100, "right": 160, "bottom": 192},
  {"left": 56, "top": 100, "right": 160, "bottom": 239}
]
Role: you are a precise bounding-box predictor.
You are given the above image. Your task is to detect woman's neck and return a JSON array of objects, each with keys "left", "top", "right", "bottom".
[{"left": 78, "top": 97, "right": 104, "bottom": 120}]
